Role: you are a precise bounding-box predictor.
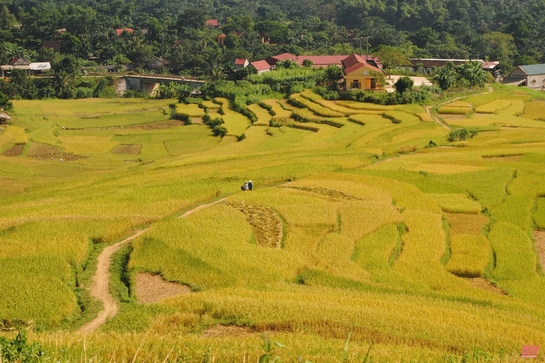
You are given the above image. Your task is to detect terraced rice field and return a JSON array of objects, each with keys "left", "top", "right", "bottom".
[{"left": 1, "top": 85, "right": 545, "bottom": 362}]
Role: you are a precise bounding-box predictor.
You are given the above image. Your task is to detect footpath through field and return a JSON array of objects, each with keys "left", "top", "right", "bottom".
[
  {"left": 426, "top": 85, "right": 494, "bottom": 130},
  {"left": 79, "top": 197, "right": 228, "bottom": 334}
]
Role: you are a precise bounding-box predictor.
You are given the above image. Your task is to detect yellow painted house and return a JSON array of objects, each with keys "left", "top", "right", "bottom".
[{"left": 342, "top": 54, "right": 385, "bottom": 91}]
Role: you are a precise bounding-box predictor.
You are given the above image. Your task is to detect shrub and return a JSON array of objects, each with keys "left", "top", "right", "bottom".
[
  {"left": 212, "top": 125, "right": 228, "bottom": 137},
  {"left": 448, "top": 128, "right": 478, "bottom": 142},
  {"left": 394, "top": 76, "right": 414, "bottom": 94},
  {"left": 0, "top": 330, "right": 46, "bottom": 363}
]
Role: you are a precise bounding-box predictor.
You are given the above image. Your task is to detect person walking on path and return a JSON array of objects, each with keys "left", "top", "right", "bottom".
[{"left": 248, "top": 180, "right": 253, "bottom": 191}]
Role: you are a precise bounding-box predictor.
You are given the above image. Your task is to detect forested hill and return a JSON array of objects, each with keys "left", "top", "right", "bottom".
[{"left": 0, "top": 0, "right": 543, "bottom": 76}]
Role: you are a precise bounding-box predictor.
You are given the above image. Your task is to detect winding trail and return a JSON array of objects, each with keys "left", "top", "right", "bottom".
[
  {"left": 426, "top": 85, "right": 494, "bottom": 130},
  {"left": 79, "top": 197, "right": 228, "bottom": 334},
  {"left": 79, "top": 229, "right": 147, "bottom": 334}
]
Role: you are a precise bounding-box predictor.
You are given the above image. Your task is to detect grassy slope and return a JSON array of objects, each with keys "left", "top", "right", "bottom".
[{"left": 1, "top": 90, "right": 545, "bottom": 361}]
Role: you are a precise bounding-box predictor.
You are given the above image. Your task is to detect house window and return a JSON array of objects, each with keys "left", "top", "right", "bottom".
[
  {"left": 364, "top": 70, "right": 368, "bottom": 75},
  {"left": 351, "top": 80, "right": 360, "bottom": 89},
  {"left": 371, "top": 78, "right": 377, "bottom": 89}
]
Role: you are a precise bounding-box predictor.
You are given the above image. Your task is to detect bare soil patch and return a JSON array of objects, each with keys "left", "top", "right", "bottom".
[
  {"left": 135, "top": 273, "right": 191, "bottom": 304},
  {"left": 227, "top": 202, "right": 283, "bottom": 248},
  {"left": 2, "top": 143, "right": 25, "bottom": 157},
  {"left": 467, "top": 277, "right": 507, "bottom": 295},
  {"left": 27, "top": 143, "right": 87, "bottom": 161},
  {"left": 534, "top": 230, "right": 545, "bottom": 270},
  {"left": 112, "top": 144, "right": 142, "bottom": 155},
  {"left": 202, "top": 325, "right": 255, "bottom": 337}
]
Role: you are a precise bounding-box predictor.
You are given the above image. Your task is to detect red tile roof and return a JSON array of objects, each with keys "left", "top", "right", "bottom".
[
  {"left": 342, "top": 53, "right": 382, "bottom": 74},
  {"left": 115, "top": 28, "right": 134, "bottom": 36},
  {"left": 206, "top": 19, "right": 219, "bottom": 27},
  {"left": 295, "top": 55, "right": 348, "bottom": 67},
  {"left": 251, "top": 60, "right": 271, "bottom": 71},
  {"left": 235, "top": 58, "right": 247, "bottom": 65},
  {"left": 272, "top": 53, "right": 297, "bottom": 61}
]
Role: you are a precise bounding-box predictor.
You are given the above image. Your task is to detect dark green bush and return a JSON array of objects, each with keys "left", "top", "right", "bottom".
[
  {"left": 0, "top": 330, "right": 46, "bottom": 363},
  {"left": 448, "top": 128, "right": 478, "bottom": 142}
]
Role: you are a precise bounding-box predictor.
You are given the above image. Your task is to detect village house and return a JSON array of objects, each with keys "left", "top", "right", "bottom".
[
  {"left": 264, "top": 53, "right": 382, "bottom": 69},
  {"left": 234, "top": 58, "right": 249, "bottom": 70},
  {"left": 0, "top": 57, "right": 51, "bottom": 77},
  {"left": 342, "top": 53, "right": 384, "bottom": 91},
  {"left": 249, "top": 60, "right": 271, "bottom": 74},
  {"left": 503, "top": 64, "right": 545, "bottom": 89}
]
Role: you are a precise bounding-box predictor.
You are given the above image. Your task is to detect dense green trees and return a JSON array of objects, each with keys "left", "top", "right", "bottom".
[
  {"left": 0, "top": 0, "right": 544, "bottom": 100},
  {"left": 433, "top": 61, "right": 488, "bottom": 90}
]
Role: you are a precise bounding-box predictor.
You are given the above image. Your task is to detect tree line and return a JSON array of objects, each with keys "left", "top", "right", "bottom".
[{"left": 0, "top": 0, "right": 540, "bottom": 101}]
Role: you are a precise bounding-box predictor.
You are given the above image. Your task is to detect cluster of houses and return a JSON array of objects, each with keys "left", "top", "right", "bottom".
[
  {"left": 235, "top": 52, "right": 385, "bottom": 91},
  {"left": 0, "top": 56, "right": 51, "bottom": 78},
  {"left": 233, "top": 53, "right": 508, "bottom": 91}
]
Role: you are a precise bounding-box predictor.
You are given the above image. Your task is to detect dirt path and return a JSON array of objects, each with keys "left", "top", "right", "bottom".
[
  {"left": 535, "top": 230, "right": 545, "bottom": 270},
  {"left": 426, "top": 85, "right": 494, "bottom": 131},
  {"left": 80, "top": 197, "right": 229, "bottom": 334},
  {"left": 79, "top": 229, "right": 147, "bottom": 334},
  {"left": 179, "top": 197, "right": 227, "bottom": 218}
]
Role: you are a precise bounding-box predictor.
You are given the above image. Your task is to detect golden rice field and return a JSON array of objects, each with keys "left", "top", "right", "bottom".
[{"left": 1, "top": 84, "right": 545, "bottom": 362}]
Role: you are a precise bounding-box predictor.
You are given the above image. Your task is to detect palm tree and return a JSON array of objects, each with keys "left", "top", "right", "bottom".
[
  {"left": 433, "top": 62, "right": 458, "bottom": 90},
  {"left": 459, "top": 61, "right": 488, "bottom": 88}
]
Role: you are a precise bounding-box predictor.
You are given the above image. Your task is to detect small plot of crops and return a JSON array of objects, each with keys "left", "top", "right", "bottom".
[
  {"left": 446, "top": 234, "right": 491, "bottom": 277},
  {"left": 465, "top": 90, "right": 512, "bottom": 107},
  {"left": 446, "top": 101, "right": 473, "bottom": 108},
  {"left": 475, "top": 99, "right": 511, "bottom": 114},
  {"left": 438, "top": 106, "right": 472, "bottom": 115},
  {"left": 521, "top": 101, "right": 545, "bottom": 120},
  {"left": 261, "top": 99, "right": 292, "bottom": 118},
  {"left": 200, "top": 100, "right": 221, "bottom": 109},
  {"left": 428, "top": 193, "right": 482, "bottom": 214},
  {"left": 416, "top": 112, "right": 434, "bottom": 122},
  {"left": 488, "top": 222, "right": 537, "bottom": 281},
  {"left": 289, "top": 94, "right": 345, "bottom": 118},
  {"left": 247, "top": 104, "right": 272, "bottom": 126},
  {"left": 176, "top": 103, "right": 206, "bottom": 117},
  {"left": 353, "top": 223, "right": 400, "bottom": 272},
  {"left": 534, "top": 198, "right": 545, "bottom": 229},
  {"left": 445, "top": 213, "right": 489, "bottom": 236},
  {"left": 336, "top": 100, "right": 392, "bottom": 111}
]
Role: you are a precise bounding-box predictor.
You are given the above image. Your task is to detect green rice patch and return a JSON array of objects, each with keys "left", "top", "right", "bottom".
[
  {"left": 446, "top": 234, "right": 491, "bottom": 278},
  {"left": 438, "top": 106, "right": 472, "bottom": 115},
  {"left": 532, "top": 198, "right": 545, "bottom": 229},
  {"left": 429, "top": 193, "right": 482, "bottom": 214},
  {"left": 488, "top": 222, "right": 537, "bottom": 281},
  {"left": 475, "top": 99, "right": 511, "bottom": 114},
  {"left": 176, "top": 104, "right": 206, "bottom": 117},
  {"left": 521, "top": 101, "right": 545, "bottom": 120}
]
